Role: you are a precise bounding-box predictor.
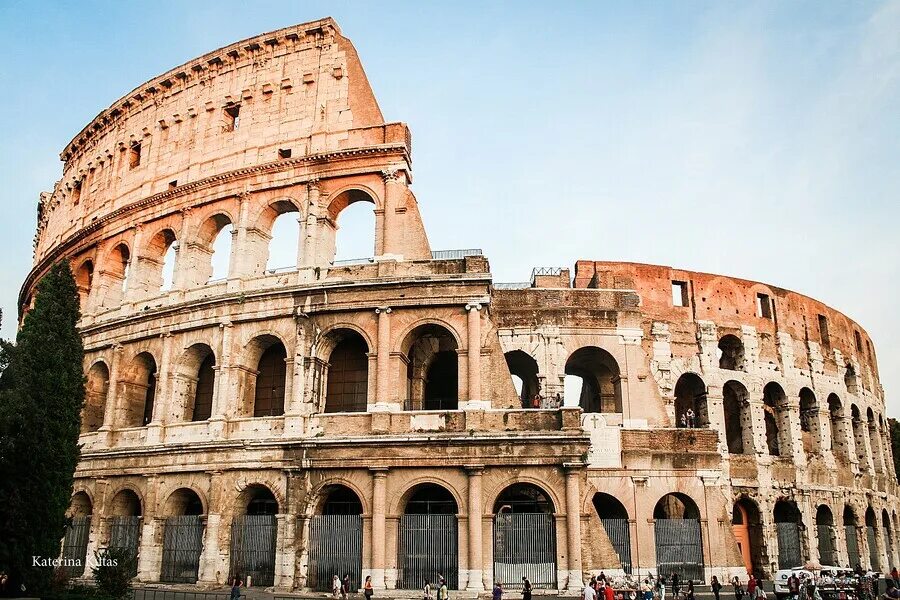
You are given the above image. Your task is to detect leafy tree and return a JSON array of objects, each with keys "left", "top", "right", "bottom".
[
  {"left": 0, "top": 261, "right": 85, "bottom": 595},
  {"left": 890, "top": 418, "right": 900, "bottom": 483},
  {"left": 91, "top": 547, "right": 136, "bottom": 600}
]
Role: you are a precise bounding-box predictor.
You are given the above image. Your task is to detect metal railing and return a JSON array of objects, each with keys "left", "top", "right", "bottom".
[
  {"left": 403, "top": 398, "right": 458, "bottom": 411},
  {"left": 531, "top": 266, "right": 564, "bottom": 277},
  {"left": 493, "top": 282, "right": 531, "bottom": 290},
  {"left": 264, "top": 265, "right": 298, "bottom": 274},
  {"left": 134, "top": 590, "right": 232, "bottom": 600},
  {"left": 331, "top": 257, "right": 375, "bottom": 266},
  {"left": 430, "top": 248, "right": 482, "bottom": 260}
]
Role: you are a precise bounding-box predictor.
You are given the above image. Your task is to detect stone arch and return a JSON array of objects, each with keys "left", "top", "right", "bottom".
[
  {"left": 100, "top": 242, "right": 131, "bottom": 308},
  {"left": 723, "top": 380, "right": 752, "bottom": 454},
  {"left": 845, "top": 363, "right": 859, "bottom": 395},
  {"left": 315, "top": 322, "right": 375, "bottom": 359},
  {"left": 134, "top": 227, "right": 177, "bottom": 296},
  {"left": 305, "top": 477, "right": 371, "bottom": 516},
  {"left": 234, "top": 483, "right": 280, "bottom": 516},
  {"left": 654, "top": 492, "right": 701, "bottom": 520},
  {"left": 718, "top": 334, "right": 745, "bottom": 371},
  {"left": 401, "top": 482, "right": 459, "bottom": 515},
  {"left": 324, "top": 187, "right": 379, "bottom": 264},
  {"left": 391, "top": 477, "right": 464, "bottom": 516},
  {"left": 493, "top": 482, "right": 555, "bottom": 514},
  {"left": 188, "top": 212, "right": 233, "bottom": 286},
  {"left": 844, "top": 504, "right": 861, "bottom": 568},
  {"left": 564, "top": 346, "right": 622, "bottom": 413},
  {"left": 322, "top": 328, "right": 370, "bottom": 413},
  {"left": 82, "top": 360, "right": 110, "bottom": 433},
  {"left": 109, "top": 488, "right": 143, "bottom": 516},
  {"left": 75, "top": 258, "right": 95, "bottom": 310},
  {"left": 119, "top": 351, "right": 157, "bottom": 428},
  {"left": 851, "top": 404, "right": 869, "bottom": 467},
  {"left": 867, "top": 407, "right": 883, "bottom": 474},
  {"left": 245, "top": 334, "right": 288, "bottom": 418},
  {"left": 763, "top": 382, "right": 790, "bottom": 457},
  {"left": 315, "top": 483, "right": 365, "bottom": 515},
  {"left": 816, "top": 504, "right": 838, "bottom": 566},
  {"left": 173, "top": 343, "right": 216, "bottom": 422},
  {"left": 654, "top": 492, "right": 704, "bottom": 581},
  {"left": 828, "top": 393, "right": 849, "bottom": 461},
  {"left": 505, "top": 350, "right": 540, "bottom": 409},
  {"left": 674, "top": 372, "right": 708, "bottom": 428},
  {"left": 774, "top": 499, "right": 805, "bottom": 568},
  {"left": 258, "top": 198, "right": 303, "bottom": 273},
  {"left": 68, "top": 490, "right": 94, "bottom": 517},
  {"left": 400, "top": 323, "right": 460, "bottom": 411},
  {"left": 162, "top": 487, "right": 206, "bottom": 516},
  {"left": 733, "top": 496, "right": 764, "bottom": 577},
  {"left": 882, "top": 509, "right": 896, "bottom": 569},
  {"left": 799, "top": 387, "right": 821, "bottom": 455}
]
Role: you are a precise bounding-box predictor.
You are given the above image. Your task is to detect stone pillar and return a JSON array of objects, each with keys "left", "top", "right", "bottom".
[
  {"left": 374, "top": 308, "right": 393, "bottom": 411},
  {"left": 301, "top": 179, "right": 320, "bottom": 267},
  {"left": 370, "top": 468, "right": 388, "bottom": 589},
  {"left": 172, "top": 207, "right": 192, "bottom": 292},
  {"left": 380, "top": 168, "right": 403, "bottom": 259},
  {"left": 275, "top": 513, "right": 295, "bottom": 589},
  {"left": 136, "top": 475, "right": 160, "bottom": 581},
  {"left": 99, "top": 344, "right": 124, "bottom": 438},
  {"left": 564, "top": 464, "right": 583, "bottom": 590},
  {"left": 209, "top": 322, "right": 232, "bottom": 437},
  {"left": 783, "top": 399, "right": 806, "bottom": 465},
  {"left": 198, "top": 472, "right": 225, "bottom": 585},
  {"left": 122, "top": 225, "right": 143, "bottom": 305},
  {"left": 466, "top": 465, "right": 485, "bottom": 591},
  {"left": 465, "top": 303, "right": 484, "bottom": 409}
]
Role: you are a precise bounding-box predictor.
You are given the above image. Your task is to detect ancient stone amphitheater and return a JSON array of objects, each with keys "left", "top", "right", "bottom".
[{"left": 20, "top": 17, "right": 899, "bottom": 593}]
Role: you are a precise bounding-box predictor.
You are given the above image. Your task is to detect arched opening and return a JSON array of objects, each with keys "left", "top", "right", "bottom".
[
  {"left": 119, "top": 352, "right": 157, "bottom": 428},
  {"left": 845, "top": 364, "right": 859, "bottom": 395},
  {"left": 249, "top": 338, "right": 287, "bottom": 418},
  {"left": 724, "top": 381, "right": 751, "bottom": 454},
  {"left": 101, "top": 243, "right": 130, "bottom": 308},
  {"left": 173, "top": 344, "right": 216, "bottom": 422},
  {"left": 231, "top": 485, "right": 278, "bottom": 587},
  {"left": 732, "top": 498, "right": 764, "bottom": 577},
  {"left": 323, "top": 331, "right": 369, "bottom": 413},
  {"left": 309, "top": 485, "right": 364, "bottom": 591},
  {"left": 844, "top": 505, "right": 860, "bottom": 569},
  {"left": 653, "top": 493, "right": 703, "bottom": 582},
  {"left": 865, "top": 507, "right": 880, "bottom": 571},
  {"left": 718, "top": 335, "right": 745, "bottom": 371},
  {"left": 398, "top": 483, "right": 459, "bottom": 589},
  {"left": 851, "top": 405, "right": 869, "bottom": 468},
  {"left": 140, "top": 228, "right": 177, "bottom": 295},
  {"left": 674, "top": 373, "right": 708, "bottom": 428},
  {"left": 327, "top": 189, "right": 377, "bottom": 263},
  {"left": 62, "top": 492, "right": 92, "bottom": 578},
  {"left": 161, "top": 489, "right": 205, "bottom": 583},
  {"left": 564, "top": 346, "right": 622, "bottom": 413},
  {"left": 799, "top": 388, "right": 821, "bottom": 455},
  {"left": 263, "top": 201, "right": 300, "bottom": 273},
  {"left": 82, "top": 361, "right": 110, "bottom": 433},
  {"left": 828, "top": 394, "right": 848, "bottom": 462},
  {"left": 816, "top": 505, "right": 837, "bottom": 566},
  {"left": 867, "top": 408, "right": 883, "bottom": 474},
  {"left": 493, "top": 483, "right": 557, "bottom": 588},
  {"left": 160, "top": 235, "right": 178, "bottom": 292},
  {"left": 593, "top": 492, "right": 631, "bottom": 575},
  {"left": 505, "top": 350, "right": 540, "bottom": 409},
  {"left": 109, "top": 489, "right": 142, "bottom": 576},
  {"left": 402, "top": 324, "right": 459, "bottom": 411},
  {"left": 883, "top": 510, "right": 895, "bottom": 571},
  {"left": 75, "top": 259, "right": 94, "bottom": 310},
  {"left": 763, "top": 382, "right": 790, "bottom": 457},
  {"left": 190, "top": 214, "right": 233, "bottom": 285},
  {"left": 774, "top": 500, "right": 804, "bottom": 568}
]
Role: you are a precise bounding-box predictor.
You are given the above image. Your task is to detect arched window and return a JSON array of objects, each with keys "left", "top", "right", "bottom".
[
  {"left": 161, "top": 237, "right": 177, "bottom": 291},
  {"left": 208, "top": 219, "right": 233, "bottom": 282},
  {"left": 75, "top": 260, "right": 94, "bottom": 310},
  {"left": 193, "top": 354, "right": 216, "bottom": 421},
  {"left": 845, "top": 363, "right": 859, "bottom": 395},
  {"left": 319, "top": 485, "right": 364, "bottom": 515},
  {"left": 816, "top": 505, "right": 837, "bottom": 566},
  {"left": 763, "top": 382, "right": 790, "bottom": 457},
  {"left": 674, "top": 373, "right": 708, "bottom": 428},
  {"left": 308, "top": 485, "right": 365, "bottom": 592},
  {"left": 732, "top": 498, "right": 763, "bottom": 577},
  {"left": 718, "top": 335, "right": 745, "bottom": 371},
  {"left": 172, "top": 344, "right": 216, "bottom": 422},
  {"left": 398, "top": 483, "right": 459, "bottom": 589},
  {"left": 253, "top": 342, "right": 287, "bottom": 417},
  {"left": 594, "top": 492, "right": 631, "bottom": 574},
  {"left": 654, "top": 493, "right": 704, "bottom": 582},
  {"left": 402, "top": 324, "right": 459, "bottom": 411},
  {"left": 263, "top": 201, "right": 300, "bottom": 273},
  {"left": 187, "top": 214, "right": 232, "bottom": 286},
  {"left": 82, "top": 361, "right": 110, "bottom": 433},
  {"left": 120, "top": 352, "right": 157, "bottom": 427},
  {"left": 505, "top": 350, "right": 540, "bottom": 408},
  {"left": 493, "top": 483, "right": 555, "bottom": 514},
  {"left": 326, "top": 189, "right": 377, "bottom": 263},
  {"left": 868, "top": 408, "right": 883, "bottom": 474},
  {"left": 231, "top": 485, "right": 279, "bottom": 586},
  {"left": 109, "top": 489, "right": 142, "bottom": 575},
  {"left": 774, "top": 500, "right": 804, "bottom": 568},
  {"left": 851, "top": 405, "right": 869, "bottom": 467},
  {"left": 324, "top": 332, "right": 369, "bottom": 413},
  {"left": 101, "top": 244, "right": 130, "bottom": 308},
  {"left": 799, "top": 388, "right": 821, "bottom": 455},
  {"left": 865, "top": 507, "right": 880, "bottom": 571},
  {"left": 62, "top": 492, "right": 93, "bottom": 578},
  {"left": 564, "top": 346, "right": 622, "bottom": 413},
  {"left": 844, "top": 505, "right": 860, "bottom": 568},
  {"left": 143, "top": 228, "right": 177, "bottom": 294},
  {"left": 883, "top": 510, "right": 896, "bottom": 570},
  {"left": 828, "top": 394, "right": 848, "bottom": 461},
  {"left": 724, "top": 381, "right": 751, "bottom": 454},
  {"left": 161, "top": 489, "right": 205, "bottom": 583}
]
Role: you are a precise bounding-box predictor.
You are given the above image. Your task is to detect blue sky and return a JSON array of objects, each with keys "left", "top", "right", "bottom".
[{"left": 0, "top": 1, "right": 898, "bottom": 413}]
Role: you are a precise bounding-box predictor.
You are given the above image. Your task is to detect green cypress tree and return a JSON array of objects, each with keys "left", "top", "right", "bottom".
[
  {"left": 890, "top": 418, "right": 900, "bottom": 483},
  {"left": 0, "top": 260, "right": 85, "bottom": 595}
]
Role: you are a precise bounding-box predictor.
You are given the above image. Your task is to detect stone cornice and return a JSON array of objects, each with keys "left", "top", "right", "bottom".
[{"left": 21, "top": 143, "right": 408, "bottom": 310}]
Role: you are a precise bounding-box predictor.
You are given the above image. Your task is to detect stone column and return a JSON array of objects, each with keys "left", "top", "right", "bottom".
[
  {"left": 564, "top": 464, "right": 583, "bottom": 590},
  {"left": 198, "top": 472, "right": 225, "bottom": 585},
  {"left": 136, "top": 475, "right": 160, "bottom": 581},
  {"left": 99, "top": 344, "right": 124, "bottom": 440},
  {"left": 465, "top": 303, "right": 484, "bottom": 409},
  {"left": 370, "top": 468, "right": 388, "bottom": 589},
  {"left": 380, "top": 168, "right": 403, "bottom": 259},
  {"left": 275, "top": 513, "right": 295, "bottom": 589},
  {"left": 783, "top": 398, "right": 806, "bottom": 465},
  {"left": 122, "top": 225, "right": 143, "bottom": 305},
  {"left": 209, "top": 322, "right": 232, "bottom": 437},
  {"left": 172, "top": 207, "right": 192, "bottom": 292},
  {"left": 301, "top": 179, "right": 320, "bottom": 267},
  {"left": 466, "top": 466, "right": 485, "bottom": 591},
  {"left": 374, "top": 308, "right": 393, "bottom": 411}
]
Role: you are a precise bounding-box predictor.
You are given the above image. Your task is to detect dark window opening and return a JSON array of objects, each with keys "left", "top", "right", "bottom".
[
  {"left": 254, "top": 344, "right": 286, "bottom": 417},
  {"left": 718, "top": 335, "right": 745, "bottom": 371},
  {"left": 322, "top": 486, "right": 363, "bottom": 515},
  {"left": 325, "top": 335, "right": 369, "bottom": 413},
  {"left": 405, "top": 484, "right": 457, "bottom": 515},
  {"left": 129, "top": 142, "right": 141, "bottom": 169},
  {"left": 505, "top": 350, "right": 541, "bottom": 408},
  {"left": 142, "top": 371, "right": 156, "bottom": 426},
  {"left": 565, "top": 346, "right": 622, "bottom": 413},
  {"left": 423, "top": 351, "right": 458, "bottom": 410},
  {"left": 72, "top": 179, "right": 82, "bottom": 205},
  {"left": 169, "top": 180, "right": 178, "bottom": 189},
  {"left": 192, "top": 354, "right": 215, "bottom": 421},
  {"left": 674, "top": 373, "right": 709, "bottom": 428},
  {"left": 245, "top": 488, "right": 278, "bottom": 516},
  {"left": 818, "top": 314, "right": 830, "bottom": 347},
  {"left": 224, "top": 104, "right": 241, "bottom": 131},
  {"left": 672, "top": 281, "right": 689, "bottom": 307},
  {"left": 278, "top": 148, "right": 292, "bottom": 159},
  {"left": 494, "top": 484, "right": 554, "bottom": 514},
  {"left": 756, "top": 293, "right": 772, "bottom": 319},
  {"left": 855, "top": 331, "right": 863, "bottom": 352}
]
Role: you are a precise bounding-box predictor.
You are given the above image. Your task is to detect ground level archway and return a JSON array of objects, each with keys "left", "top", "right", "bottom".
[
  {"left": 654, "top": 493, "right": 704, "bottom": 582},
  {"left": 308, "top": 485, "right": 364, "bottom": 592},
  {"left": 397, "top": 483, "right": 459, "bottom": 589},
  {"left": 493, "top": 483, "right": 557, "bottom": 589}
]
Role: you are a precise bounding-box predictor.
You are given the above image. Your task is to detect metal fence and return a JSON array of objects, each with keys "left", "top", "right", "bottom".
[
  {"left": 845, "top": 525, "right": 861, "bottom": 569},
  {"left": 134, "top": 591, "right": 232, "bottom": 600},
  {"left": 402, "top": 398, "right": 458, "bottom": 411},
  {"left": 817, "top": 525, "right": 837, "bottom": 566},
  {"left": 866, "top": 525, "right": 879, "bottom": 571},
  {"left": 160, "top": 516, "right": 204, "bottom": 584},
  {"left": 430, "top": 249, "right": 483, "bottom": 260},
  {"left": 230, "top": 515, "right": 277, "bottom": 587},
  {"left": 61, "top": 516, "right": 91, "bottom": 578},
  {"left": 109, "top": 516, "right": 141, "bottom": 576},
  {"left": 654, "top": 519, "right": 704, "bottom": 582},
  {"left": 493, "top": 513, "right": 557, "bottom": 589},
  {"left": 776, "top": 522, "right": 803, "bottom": 569},
  {"left": 308, "top": 514, "right": 363, "bottom": 592},
  {"left": 601, "top": 518, "right": 632, "bottom": 574},
  {"left": 332, "top": 257, "right": 375, "bottom": 267},
  {"left": 397, "top": 514, "right": 458, "bottom": 590}
]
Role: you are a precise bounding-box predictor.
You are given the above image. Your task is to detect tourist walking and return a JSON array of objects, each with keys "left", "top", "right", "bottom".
[
  {"left": 711, "top": 576, "right": 722, "bottom": 600},
  {"left": 494, "top": 581, "right": 504, "bottom": 600},
  {"left": 364, "top": 575, "right": 374, "bottom": 599},
  {"left": 229, "top": 575, "right": 243, "bottom": 600},
  {"left": 672, "top": 573, "right": 680, "bottom": 600},
  {"left": 585, "top": 578, "right": 598, "bottom": 600},
  {"left": 438, "top": 576, "right": 449, "bottom": 600},
  {"left": 342, "top": 574, "right": 351, "bottom": 600},
  {"left": 522, "top": 576, "right": 533, "bottom": 600},
  {"left": 657, "top": 575, "right": 667, "bottom": 600},
  {"left": 747, "top": 575, "right": 757, "bottom": 600},
  {"left": 424, "top": 578, "right": 433, "bottom": 600},
  {"left": 687, "top": 580, "right": 695, "bottom": 600},
  {"left": 333, "top": 575, "right": 341, "bottom": 598},
  {"left": 732, "top": 576, "right": 744, "bottom": 600}
]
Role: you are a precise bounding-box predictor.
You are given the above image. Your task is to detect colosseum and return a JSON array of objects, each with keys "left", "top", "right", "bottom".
[{"left": 19, "top": 17, "right": 899, "bottom": 593}]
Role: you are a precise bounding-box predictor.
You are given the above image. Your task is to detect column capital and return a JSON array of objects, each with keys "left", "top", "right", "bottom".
[
  {"left": 465, "top": 302, "right": 482, "bottom": 312},
  {"left": 370, "top": 466, "right": 389, "bottom": 478},
  {"left": 375, "top": 306, "right": 392, "bottom": 314},
  {"left": 562, "top": 462, "right": 585, "bottom": 473},
  {"left": 307, "top": 176, "right": 321, "bottom": 190},
  {"left": 464, "top": 464, "right": 485, "bottom": 474}
]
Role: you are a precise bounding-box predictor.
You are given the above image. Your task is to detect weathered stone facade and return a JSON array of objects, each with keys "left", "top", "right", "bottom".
[{"left": 20, "top": 18, "right": 899, "bottom": 592}]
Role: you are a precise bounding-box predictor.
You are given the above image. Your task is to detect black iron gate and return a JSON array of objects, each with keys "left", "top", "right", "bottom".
[
  {"left": 866, "top": 526, "right": 879, "bottom": 571},
  {"left": 654, "top": 519, "right": 703, "bottom": 582},
  {"left": 61, "top": 516, "right": 91, "bottom": 578},
  {"left": 601, "top": 518, "right": 632, "bottom": 574},
  {"left": 817, "top": 525, "right": 837, "bottom": 566},
  {"left": 230, "top": 515, "right": 277, "bottom": 587},
  {"left": 308, "top": 515, "right": 363, "bottom": 592},
  {"left": 493, "top": 513, "right": 557, "bottom": 589},
  {"left": 108, "top": 516, "right": 141, "bottom": 576},
  {"left": 845, "top": 525, "right": 860, "bottom": 569},
  {"left": 776, "top": 522, "right": 802, "bottom": 569},
  {"left": 160, "top": 515, "right": 204, "bottom": 583},
  {"left": 398, "top": 514, "right": 458, "bottom": 589}
]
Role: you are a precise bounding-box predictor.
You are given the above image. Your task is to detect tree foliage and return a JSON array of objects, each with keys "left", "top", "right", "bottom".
[
  {"left": 0, "top": 261, "right": 85, "bottom": 595},
  {"left": 890, "top": 418, "right": 900, "bottom": 483},
  {"left": 91, "top": 547, "right": 136, "bottom": 600}
]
